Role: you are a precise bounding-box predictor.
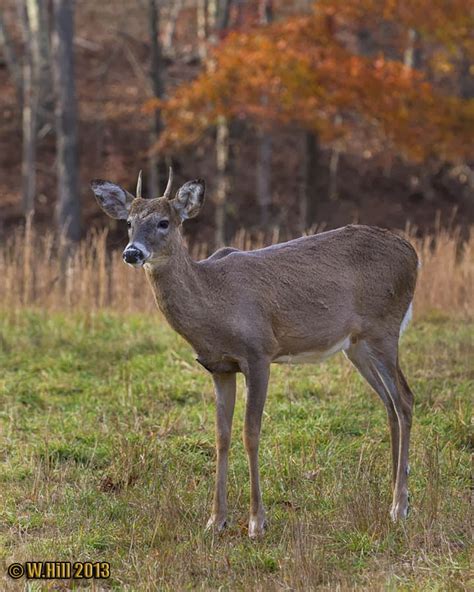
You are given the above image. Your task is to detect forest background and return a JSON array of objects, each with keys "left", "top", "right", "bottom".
[{"left": 0, "top": 0, "right": 473, "bottom": 248}]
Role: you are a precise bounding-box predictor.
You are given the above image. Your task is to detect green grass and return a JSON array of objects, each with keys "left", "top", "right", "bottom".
[{"left": 0, "top": 311, "right": 471, "bottom": 590}]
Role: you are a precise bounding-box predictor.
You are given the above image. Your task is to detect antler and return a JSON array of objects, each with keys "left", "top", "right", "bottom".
[
  {"left": 136, "top": 170, "right": 143, "bottom": 198},
  {"left": 163, "top": 166, "right": 174, "bottom": 199}
]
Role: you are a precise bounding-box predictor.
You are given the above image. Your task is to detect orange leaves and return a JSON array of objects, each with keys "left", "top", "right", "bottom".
[{"left": 156, "top": 1, "right": 473, "bottom": 162}]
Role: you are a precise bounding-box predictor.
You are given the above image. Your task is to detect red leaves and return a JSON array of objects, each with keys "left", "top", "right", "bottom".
[{"left": 156, "top": 1, "right": 473, "bottom": 162}]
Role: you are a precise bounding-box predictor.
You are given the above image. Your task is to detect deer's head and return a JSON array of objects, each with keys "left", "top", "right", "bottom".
[{"left": 90, "top": 168, "right": 205, "bottom": 267}]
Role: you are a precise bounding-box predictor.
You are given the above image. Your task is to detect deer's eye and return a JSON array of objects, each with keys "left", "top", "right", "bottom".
[
  {"left": 158, "top": 220, "right": 169, "bottom": 229},
  {"left": 127, "top": 220, "right": 132, "bottom": 228}
]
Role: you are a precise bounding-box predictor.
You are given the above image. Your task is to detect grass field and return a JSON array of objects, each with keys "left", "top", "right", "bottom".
[{"left": 0, "top": 310, "right": 471, "bottom": 590}]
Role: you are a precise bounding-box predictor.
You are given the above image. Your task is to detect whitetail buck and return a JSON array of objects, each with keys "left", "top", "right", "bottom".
[{"left": 91, "top": 169, "right": 418, "bottom": 537}]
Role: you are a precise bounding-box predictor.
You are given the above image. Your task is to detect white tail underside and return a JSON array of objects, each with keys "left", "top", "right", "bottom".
[{"left": 399, "top": 301, "right": 413, "bottom": 336}]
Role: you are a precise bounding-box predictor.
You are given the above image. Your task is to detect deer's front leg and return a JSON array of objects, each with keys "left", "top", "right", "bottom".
[
  {"left": 243, "top": 360, "right": 270, "bottom": 538},
  {"left": 206, "top": 372, "right": 236, "bottom": 532}
]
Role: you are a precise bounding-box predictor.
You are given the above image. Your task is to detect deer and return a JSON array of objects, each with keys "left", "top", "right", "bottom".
[{"left": 91, "top": 168, "right": 418, "bottom": 538}]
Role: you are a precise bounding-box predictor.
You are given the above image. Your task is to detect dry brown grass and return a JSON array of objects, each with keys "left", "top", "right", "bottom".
[{"left": 0, "top": 223, "right": 472, "bottom": 318}]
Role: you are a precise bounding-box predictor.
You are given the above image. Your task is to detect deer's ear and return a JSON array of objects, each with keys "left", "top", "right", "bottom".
[
  {"left": 90, "top": 180, "right": 134, "bottom": 220},
  {"left": 171, "top": 179, "right": 205, "bottom": 221}
]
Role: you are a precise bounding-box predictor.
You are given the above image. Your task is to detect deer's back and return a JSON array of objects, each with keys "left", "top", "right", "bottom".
[{"left": 200, "top": 225, "right": 418, "bottom": 355}]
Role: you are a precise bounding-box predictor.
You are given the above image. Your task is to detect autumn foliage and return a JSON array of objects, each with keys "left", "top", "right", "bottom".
[{"left": 151, "top": 0, "right": 473, "bottom": 162}]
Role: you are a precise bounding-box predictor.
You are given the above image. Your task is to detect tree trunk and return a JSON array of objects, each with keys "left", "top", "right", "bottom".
[
  {"left": 356, "top": 27, "right": 375, "bottom": 57},
  {"left": 52, "top": 0, "right": 81, "bottom": 242},
  {"left": 403, "top": 29, "right": 421, "bottom": 70},
  {"left": 208, "top": 0, "right": 233, "bottom": 247},
  {"left": 21, "top": 54, "right": 37, "bottom": 218},
  {"left": 25, "top": 0, "right": 52, "bottom": 128},
  {"left": 258, "top": 0, "right": 272, "bottom": 25},
  {"left": 328, "top": 144, "right": 340, "bottom": 201},
  {"left": 255, "top": 0, "right": 273, "bottom": 229},
  {"left": 17, "top": 0, "right": 37, "bottom": 218},
  {"left": 328, "top": 115, "right": 342, "bottom": 200},
  {"left": 207, "top": 0, "right": 218, "bottom": 37},
  {"left": 217, "top": 0, "right": 232, "bottom": 31},
  {"left": 215, "top": 115, "right": 229, "bottom": 248},
  {"left": 458, "top": 50, "right": 474, "bottom": 100},
  {"left": 163, "top": 0, "right": 184, "bottom": 54},
  {"left": 148, "top": 0, "right": 165, "bottom": 198},
  {"left": 256, "top": 126, "right": 272, "bottom": 227},
  {"left": 302, "top": 131, "right": 320, "bottom": 229},
  {"left": 197, "top": 0, "right": 208, "bottom": 60}
]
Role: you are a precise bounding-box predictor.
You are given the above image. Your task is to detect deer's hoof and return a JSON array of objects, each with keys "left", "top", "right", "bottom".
[
  {"left": 248, "top": 515, "right": 266, "bottom": 538},
  {"left": 390, "top": 494, "right": 410, "bottom": 522},
  {"left": 205, "top": 515, "right": 227, "bottom": 533}
]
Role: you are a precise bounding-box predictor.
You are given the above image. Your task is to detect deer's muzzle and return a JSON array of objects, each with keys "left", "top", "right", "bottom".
[{"left": 123, "top": 243, "right": 149, "bottom": 267}]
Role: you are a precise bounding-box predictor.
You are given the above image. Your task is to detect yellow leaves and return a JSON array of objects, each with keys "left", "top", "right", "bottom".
[
  {"left": 349, "top": 57, "right": 362, "bottom": 77},
  {"left": 382, "top": 0, "right": 398, "bottom": 21},
  {"left": 433, "top": 56, "right": 455, "bottom": 75}
]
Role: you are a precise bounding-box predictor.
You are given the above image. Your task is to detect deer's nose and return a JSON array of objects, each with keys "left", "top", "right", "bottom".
[{"left": 123, "top": 246, "right": 144, "bottom": 265}]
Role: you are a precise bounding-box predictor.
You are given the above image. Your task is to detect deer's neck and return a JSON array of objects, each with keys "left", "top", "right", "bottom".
[{"left": 144, "top": 239, "right": 206, "bottom": 344}]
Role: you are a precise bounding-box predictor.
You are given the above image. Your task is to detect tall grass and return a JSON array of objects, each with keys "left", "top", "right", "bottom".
[{"left": 0, "top": 223, "right": 472, "bottom": 318}]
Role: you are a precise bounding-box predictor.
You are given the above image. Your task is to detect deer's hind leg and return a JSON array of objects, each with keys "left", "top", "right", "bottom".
[
  {"left": 345, "top": 342, "right": 400, "bottom": 486},
  {"left": 345, "top": 337, "right": 413, "bottom": 521},
  {"left": 391, "top": 361, "right": 414, "bottom": 520}
]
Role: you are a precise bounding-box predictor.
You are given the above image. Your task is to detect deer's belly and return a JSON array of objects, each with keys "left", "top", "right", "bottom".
[{"left": 273, "top": 336, "right": 351, "bottom": 365}]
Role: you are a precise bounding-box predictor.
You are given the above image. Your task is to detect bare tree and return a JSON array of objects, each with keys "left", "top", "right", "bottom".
[
  {"left": 14, "top": 0, "right": 52, "bottom": 219},
  {"left": 148, "top": 0, "right": 165, "bottom": 198},
  {"left": 256, "top": 0, "right": 273, "bottom": 228},
  {"left": 163, "top": 0, "right": 184, "bottom": 54},
  {"left": 301, "top": 131, "right": 320, "bottom": 230},
  {"left": 458, "top": 50, "right": 474, "bottom": 100},
  {"left": 25, "top": 0, "right": 52, "bottom": 127},
  {"left": 214, "top": 114, "right": 229, "bottom": 247},
  {"left": 328, "top": 115, "right": 342, "bottom": 202},
  {"left": 256, "top": 124, "right": 272, "bottom": 227},
  {"left": 17, "top": 0, "right": 37, "bottom": 218},
  {"left": 197, "top": 0, "right": 208, "bottom": 61},
  {"left": 52, "top": 0, "right": 80, "bottom": 242},
  {"left": 403, "top": 29, "right": 421, "bottom": 70},
  {"left": 403, "top": 29, "right": 435, "bottom": 200},
  {"left": 205, "top": 0, "right": 233, "bottom": 247}
]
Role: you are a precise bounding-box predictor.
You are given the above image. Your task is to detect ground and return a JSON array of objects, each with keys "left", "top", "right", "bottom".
[{"left": 0, "top": 311, "right": 471, "bottom": 590}]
